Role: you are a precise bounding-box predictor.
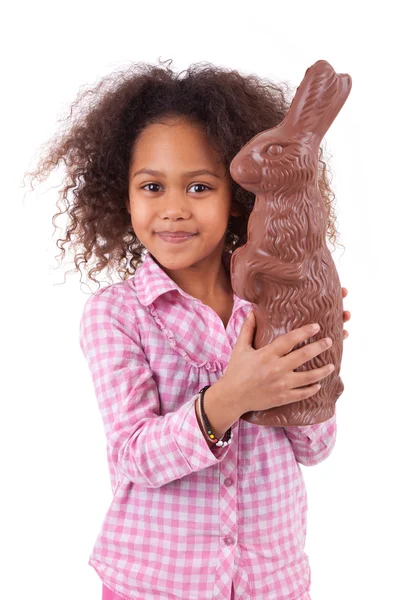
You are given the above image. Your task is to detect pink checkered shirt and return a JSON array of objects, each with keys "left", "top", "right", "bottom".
[{"left": 79, "top": 250, "right": 337, "bottom": 600}]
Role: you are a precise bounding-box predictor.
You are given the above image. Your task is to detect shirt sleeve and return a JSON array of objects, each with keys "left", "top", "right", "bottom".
[
  {"left": 79, "top": 286, "right": 231, "bottom": 489},
  {"left": 281, "top": 410, "right": 337, "bottom": 466}
]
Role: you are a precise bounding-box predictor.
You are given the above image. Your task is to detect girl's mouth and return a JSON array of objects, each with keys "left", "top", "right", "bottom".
[{"left": 156, "top": 233, "right": 197, "bottom": 244}]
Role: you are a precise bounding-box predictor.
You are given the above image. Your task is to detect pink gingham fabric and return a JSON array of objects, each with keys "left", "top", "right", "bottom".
[{"left": 79, "top": 250, "right": 336, "bottom": 600}]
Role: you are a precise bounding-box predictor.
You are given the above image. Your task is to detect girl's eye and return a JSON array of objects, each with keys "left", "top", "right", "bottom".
[
  {"left": 188, "top": 183, "right": 211, "bottom": 193},
  {"left": 142, "top": 183, "right": 162, "bottom": 193},
  {"left": 141, "top": 183, "right": 211, "bottom": 193}
]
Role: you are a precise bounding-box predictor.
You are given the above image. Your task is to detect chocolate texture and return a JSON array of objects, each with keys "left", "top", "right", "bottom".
[{"left": 229, "top": 60, "right": 352, "bottom": 426}]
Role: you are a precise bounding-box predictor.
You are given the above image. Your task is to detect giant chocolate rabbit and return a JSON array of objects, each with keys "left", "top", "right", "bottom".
[{"left": 230, "top": 60, "right": 352, "bottom": 426}]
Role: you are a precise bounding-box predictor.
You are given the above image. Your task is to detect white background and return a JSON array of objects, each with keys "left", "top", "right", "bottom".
[{"left": 1, "top": 1, "right": 398, "bottom": 599}]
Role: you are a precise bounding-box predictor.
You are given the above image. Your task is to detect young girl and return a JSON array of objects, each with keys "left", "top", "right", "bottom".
[{"left": 26, "top": 59, "right": 350, "bottom": 600}]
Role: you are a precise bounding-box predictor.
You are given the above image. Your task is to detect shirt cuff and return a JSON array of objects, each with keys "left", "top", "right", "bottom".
[{"left": 173, "top": 395, "right": 235, "bottom": 469}]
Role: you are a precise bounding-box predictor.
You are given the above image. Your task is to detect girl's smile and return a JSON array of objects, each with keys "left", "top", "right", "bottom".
[{"left": 156, "top": 232, "right": 198, "bottom": 243}]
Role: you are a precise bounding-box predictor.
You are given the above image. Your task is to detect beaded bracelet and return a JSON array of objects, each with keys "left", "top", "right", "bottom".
[
  {"left": 196, "top": 393, "right": 227, "bottom": 445},
  {"left": 197, "top": 389, "right": 231, "bottom": 447},
  {"left": 198, "top": 385, "right": 232, "bottom": 447}
]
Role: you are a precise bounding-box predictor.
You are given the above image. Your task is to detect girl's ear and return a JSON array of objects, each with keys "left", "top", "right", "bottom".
[{"left": 125, "top": 198, "right": 131, "bottom": 215}]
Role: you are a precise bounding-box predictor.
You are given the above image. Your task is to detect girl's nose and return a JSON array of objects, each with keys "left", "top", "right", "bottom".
[{"left": 159, "top": 194, "right": 191, "bottom": 218}]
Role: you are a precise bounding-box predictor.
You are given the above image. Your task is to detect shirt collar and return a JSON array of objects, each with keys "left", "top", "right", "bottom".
[{"left": 134, "top": 250, "right": 252, "bottom": 310}]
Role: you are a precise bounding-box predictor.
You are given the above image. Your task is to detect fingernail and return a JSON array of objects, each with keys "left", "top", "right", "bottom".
[{"left": 311, "top": 323, "right": 320, "bottom": 332}]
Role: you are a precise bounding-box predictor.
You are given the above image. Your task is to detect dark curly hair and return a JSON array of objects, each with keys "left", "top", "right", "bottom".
[{"left": 23, "top": 58, "right": 343, "bottom": 290}]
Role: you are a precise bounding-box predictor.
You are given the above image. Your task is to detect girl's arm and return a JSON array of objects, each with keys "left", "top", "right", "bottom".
[
  {"left": 282, "top": 413, "right": 337, "bottom": 466},
  {"left": 79, "top": 286, "right": 233, "bottom": 489}
]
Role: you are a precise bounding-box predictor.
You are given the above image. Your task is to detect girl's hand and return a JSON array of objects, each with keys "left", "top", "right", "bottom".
[
  {"left": 342, "top": 287, "right": 351, "bottom": 340},
  {"left": 221, "top": 316, "right": 336, "bottom": 414},
  {"left": 221, "top": 288, "right": 351, "bottom": 415}
]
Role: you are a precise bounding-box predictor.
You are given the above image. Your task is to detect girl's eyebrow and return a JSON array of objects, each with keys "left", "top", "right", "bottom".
[{"left": 132, "top": 168, "right": 221, "bottom": 179}]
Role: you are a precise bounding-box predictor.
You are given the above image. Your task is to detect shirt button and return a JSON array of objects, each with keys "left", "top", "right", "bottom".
[
  {"left": 224, "top": 536, "right": 235, "bottom": 546},
  {"left": 224, "top": 477, "right": 233, "bottom": 487}
]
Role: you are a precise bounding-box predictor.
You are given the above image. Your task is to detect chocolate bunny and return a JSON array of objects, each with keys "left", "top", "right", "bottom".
[{"left": 229, "top": 60, "right": 352, "bottom": 426}]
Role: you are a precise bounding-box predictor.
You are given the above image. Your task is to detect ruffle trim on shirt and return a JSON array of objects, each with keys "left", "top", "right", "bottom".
[{"left": 147, "top": 303, "right": 224, "bottom": 372}]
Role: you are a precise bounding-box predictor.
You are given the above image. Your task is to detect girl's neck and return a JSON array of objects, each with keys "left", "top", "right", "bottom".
[{"left": 155, "top": 250, "right": 233, "bottom": 303}]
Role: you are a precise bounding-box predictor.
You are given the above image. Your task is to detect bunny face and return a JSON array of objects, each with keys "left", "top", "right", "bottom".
[
  {"left": 230, "top": 61, "right": 351, "bottom": 198},
  {"left": 230, "top": 130, "right": 319, "bottom": 196}
]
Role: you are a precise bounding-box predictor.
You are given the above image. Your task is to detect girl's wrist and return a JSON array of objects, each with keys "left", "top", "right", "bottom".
[
  {"left": 196, "top": 381, "right": 240, "bottom": 443},
  {"left": 195, "top": 394, "right": 216, "bottom": 449}
]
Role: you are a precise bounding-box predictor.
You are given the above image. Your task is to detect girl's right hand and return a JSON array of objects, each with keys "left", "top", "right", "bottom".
[{"left": 220, "top": 311, "right": 334, "bottom": 415}]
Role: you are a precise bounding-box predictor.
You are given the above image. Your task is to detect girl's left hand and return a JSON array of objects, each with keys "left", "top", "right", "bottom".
[{"left": 342, "top": 287, "right": 351, "bottom": 340}]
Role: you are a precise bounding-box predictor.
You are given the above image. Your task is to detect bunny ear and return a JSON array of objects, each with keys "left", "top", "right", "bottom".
[{"left": 283, "top": 60, "right": 352, "bottom": 142}]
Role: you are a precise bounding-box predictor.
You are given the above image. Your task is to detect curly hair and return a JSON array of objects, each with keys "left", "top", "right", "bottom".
[{"left": 23, "top": 58, "right": 343, "bottom": 290}]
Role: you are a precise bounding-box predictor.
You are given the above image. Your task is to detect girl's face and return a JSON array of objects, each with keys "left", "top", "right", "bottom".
[{"left": 127, "top": 116, "right": 241, "bottom": 271}]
